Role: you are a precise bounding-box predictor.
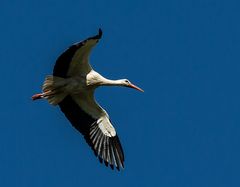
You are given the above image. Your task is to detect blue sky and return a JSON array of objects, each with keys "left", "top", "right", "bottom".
[{"left": 0, "top": 0, "right": 240, "bottom": 186}]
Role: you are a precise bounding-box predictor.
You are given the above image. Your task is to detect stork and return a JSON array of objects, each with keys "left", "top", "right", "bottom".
[{"left": 32, "top": 29, "right": 143, "bottom": 170}]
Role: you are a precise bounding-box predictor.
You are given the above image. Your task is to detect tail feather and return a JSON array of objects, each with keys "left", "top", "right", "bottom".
[
  {"left": 42, "top": 76, "right": 66, "bottom": 92},
  {"left": 41, "top": 76, "right": 67, "bottom": 105}
]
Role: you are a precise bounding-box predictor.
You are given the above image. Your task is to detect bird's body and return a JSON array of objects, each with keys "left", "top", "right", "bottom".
[{"left": 32, "top": 29, "right": 143, "bottom": 170}]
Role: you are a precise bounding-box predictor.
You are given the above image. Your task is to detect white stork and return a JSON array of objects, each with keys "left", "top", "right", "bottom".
[{"left": 32, "top": 29, "right": 143, "bottom": 170}]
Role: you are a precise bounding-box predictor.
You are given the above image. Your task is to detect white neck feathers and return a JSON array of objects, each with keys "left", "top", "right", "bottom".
[{"left": 87, "top": 70, "right": 124, "bottom": 87}]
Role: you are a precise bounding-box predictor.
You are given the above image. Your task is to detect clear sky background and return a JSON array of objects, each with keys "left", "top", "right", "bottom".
[{"left": 0, "top": 0, "right": 240, "bottom": 186}]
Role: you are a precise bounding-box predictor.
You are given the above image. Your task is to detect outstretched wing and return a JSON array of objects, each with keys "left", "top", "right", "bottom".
[
  {"left": 53, "top": 29, "right": 124, "bottom": 170},
  {"left": 53, "top": 29, "right": 102, "bottom": 78},
  {"left": 58, "top": 94, "right": 125, "bottom": 170}
]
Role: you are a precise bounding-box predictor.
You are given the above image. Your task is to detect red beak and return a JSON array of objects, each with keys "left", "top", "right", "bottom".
[{"left": 128, "top": 83, "right": 144, "bottom": 92}]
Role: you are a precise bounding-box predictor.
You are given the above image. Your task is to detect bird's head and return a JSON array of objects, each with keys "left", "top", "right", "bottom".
[{"left": 120, "top": 79, "right": 144, "bottom": 92}]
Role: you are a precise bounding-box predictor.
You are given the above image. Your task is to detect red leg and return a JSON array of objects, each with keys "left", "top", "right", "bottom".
[{"left": 32, "top": 93, "right": 43, "bottom": 100}]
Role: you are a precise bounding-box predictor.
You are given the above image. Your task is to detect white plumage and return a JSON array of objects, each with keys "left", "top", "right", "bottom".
[{"left": 32, "top": 29, "right": 143, "bottom": 170}]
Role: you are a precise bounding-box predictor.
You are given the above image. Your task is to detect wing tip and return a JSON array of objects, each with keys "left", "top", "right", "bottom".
[
  {"left": 97, "top": 155, "right": 124, "bottom": 171},
  {"left": 87, "top": 28, "right": 103, "bottom": 40},
  {"left": 98, "top": 28, "right": 103, "bottom": 39}
]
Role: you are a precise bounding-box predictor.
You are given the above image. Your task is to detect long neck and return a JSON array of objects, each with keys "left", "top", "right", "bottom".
[
  {"left": 100, "top": 77, "right": 123, "bottom": 86},
  {"left": 87, "top": 71, "right": 123, "bottom": 87}
]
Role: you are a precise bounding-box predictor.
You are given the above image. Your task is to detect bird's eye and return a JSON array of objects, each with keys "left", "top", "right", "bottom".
[{"left": 125, "top": 80, "right": 130, "bottom": 83}]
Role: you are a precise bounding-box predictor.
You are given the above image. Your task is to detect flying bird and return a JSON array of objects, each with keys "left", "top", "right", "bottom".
[{"left": 32, "top": 29, "right": 143, "bottom": 170}]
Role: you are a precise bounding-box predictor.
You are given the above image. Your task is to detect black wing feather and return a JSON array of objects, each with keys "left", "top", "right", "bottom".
[
  {"left": 58, "top": 95, "right": 124, "bottom": 170},
  {"left": 53, "top": 29, "right": 124, "bottom": 170},
  {"left": 53, "top": 29, "right": 102, "bottom": 78}
]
